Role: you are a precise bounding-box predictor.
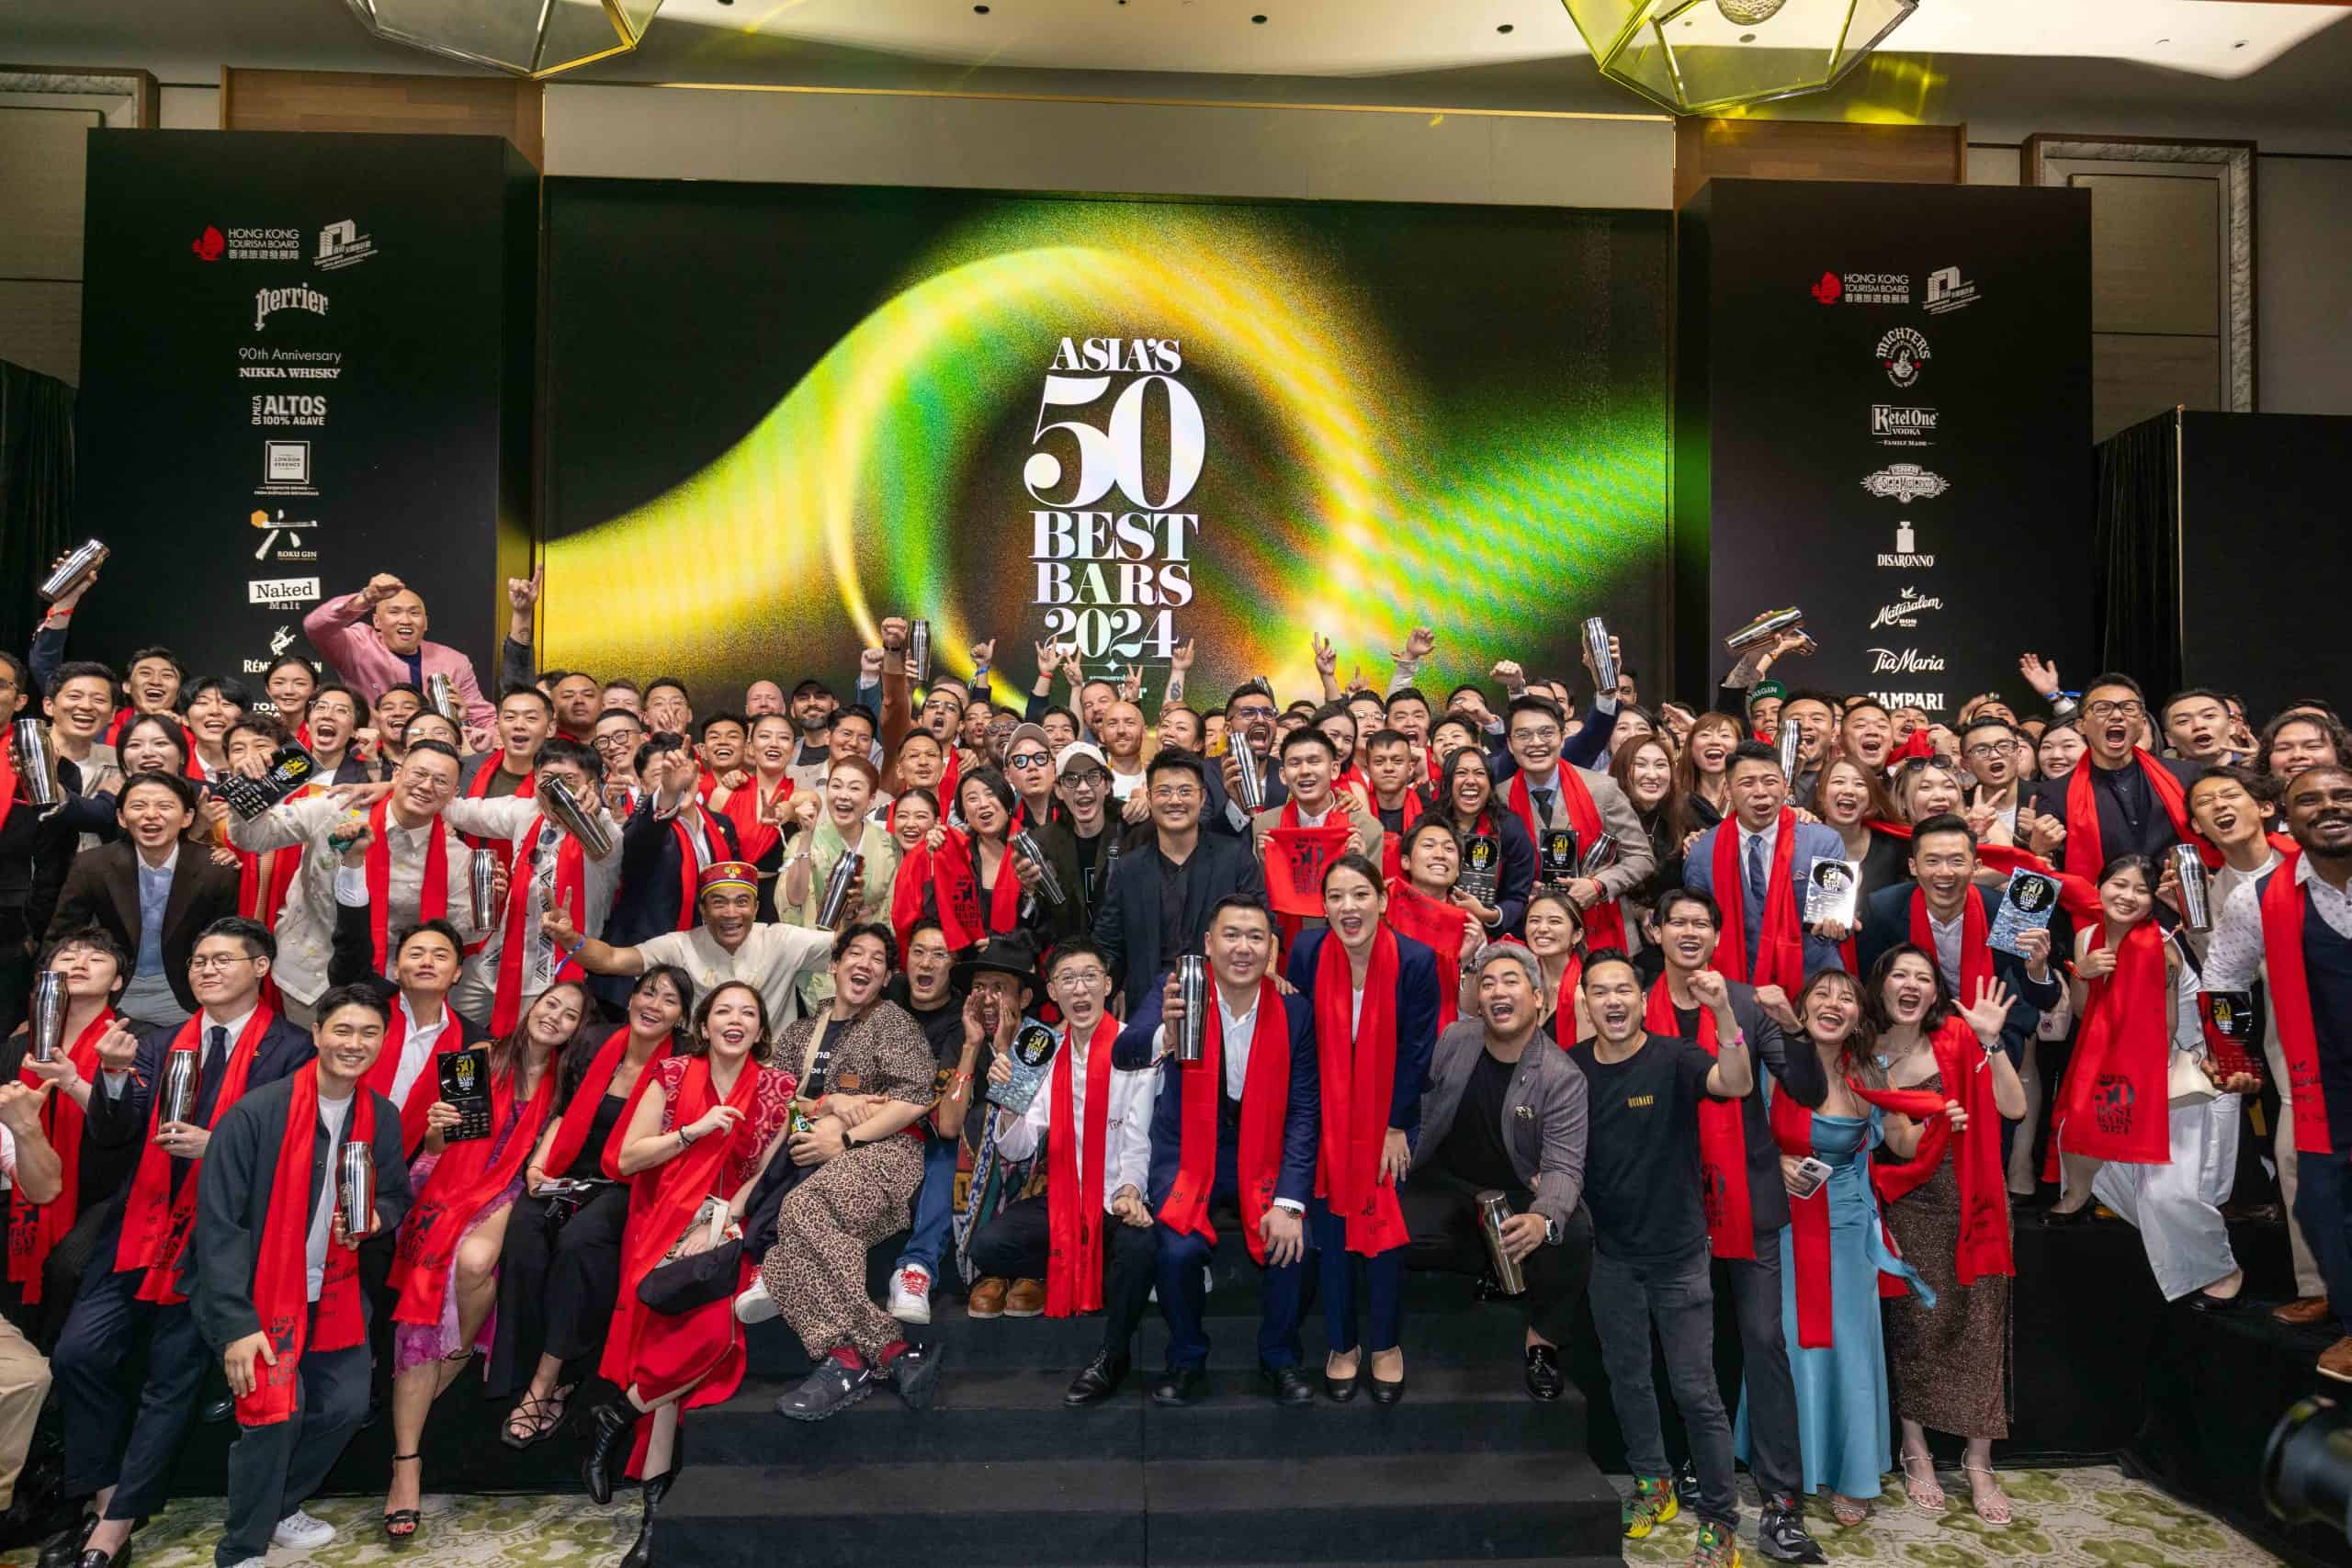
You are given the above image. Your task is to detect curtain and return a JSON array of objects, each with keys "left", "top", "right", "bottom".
[
  {"left": 2093, "top": 408, "right": 2180, "bottom": 697},
  {"left": 0, "top": 360, "right": 76, "bottom": 662}
]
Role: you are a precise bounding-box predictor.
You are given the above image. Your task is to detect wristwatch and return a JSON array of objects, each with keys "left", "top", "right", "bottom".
[{"left": 1542, "top": 1215, "right": 1560, "bottom": 1247}]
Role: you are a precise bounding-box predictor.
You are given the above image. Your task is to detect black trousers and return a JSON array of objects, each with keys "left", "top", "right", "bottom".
[
  {"left": 1719, "top": 1231, "right": 1803, "bottom": 1502},
  {"left": 220, "top": 1310, "right": 368, "bottom": 1566},
  {"left": 968, "top": 1195, "right": 1157, "bottom": 1359},
  {"left": 1398, "top": 1168, "right": 1593, "bottom": 1349},
  {"left": 53, "top": 1265, "right": 207, "bottom": 1518},
  {"left": 487, "top": 1185, "right": 629, "bottom": 1396}
]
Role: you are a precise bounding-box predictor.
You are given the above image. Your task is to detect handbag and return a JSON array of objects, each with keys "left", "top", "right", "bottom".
[
  {"left": 538, "top": 1177, "right": 614, "bottom": 1242},
  {"left": 636, "top": 1195, "right": 743, "bottom": 1315}
]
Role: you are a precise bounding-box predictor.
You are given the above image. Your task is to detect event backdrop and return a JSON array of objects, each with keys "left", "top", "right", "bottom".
[
  {"left": 75, "top": 130, "right": 536, "bottom": 701},
  {"left": 542, "top": 180, "right": 1669, "bottom": 707},
  {"left": 1675, "top": 179, "right": 2095, "bottom": 714}
]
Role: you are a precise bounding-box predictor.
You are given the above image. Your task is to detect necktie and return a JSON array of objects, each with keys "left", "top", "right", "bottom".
[
  {"left": 194, "top": 1025, "right": 229, "bottom": 1129},
  {"left": 1532, "top": 787, "right": 1556, "bottom": 826},
  {"left": 1745, "top": 832, "right": 1768, "bottom": 911}
]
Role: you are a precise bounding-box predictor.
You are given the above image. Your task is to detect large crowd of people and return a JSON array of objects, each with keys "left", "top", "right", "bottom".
[{"left": 0, "top": 558, "right": 2345, "bottom": 1568}]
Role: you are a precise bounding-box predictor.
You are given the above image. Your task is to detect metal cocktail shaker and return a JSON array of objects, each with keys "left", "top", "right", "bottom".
[
  {"left": 1476, "top": 1190, "right": 1527, "bottom": 1295},
  {"left": 161, "top": 1048, "right": 198, "bottom": 1127},
  {"left": 13, "top": 721, "right": 58, "bottom": 808},
  {"left": 536, "top": 776, "right": 614, "bottom": 858},
  {"left": 909, "top": 620, "right": 933, "bottom": 689},
  {"left": 1011, "top": 829, "right": 1066, "bottom": 908},
  {"left": 1231, "top": 729, "right": 1265, "bottom": 813},
  {"left": 340, "top": 1143, "right": 377, "bottom": 1238},
  {"left": 2174, "top": 842, "right": 2213, "bottom": 933},
  {"left": 38, "top": 540, "right": 108, "bottom": 604},
  {"left": 817, "top": 847, "right": 863, "bottom": 926},
  {"left": 1175, "top": 955, "right": 1208, "bottom": 1064},
  {"left": 469, "top": 848, "right": 501, "bottom": 930},
  {"left": 28, "top": 973, "right": 65, "bottom": 1064},
  {"left": 1724, "top": 606, "right": 1804, "bottom": 655},
  {"left": 424, "top": 672, "right": 458, "bottom": 722},
  {"left": 1582, "top": 617, "right": 1617, "bottom": 695}
]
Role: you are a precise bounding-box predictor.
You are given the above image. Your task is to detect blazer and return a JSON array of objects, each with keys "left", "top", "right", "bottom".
[
  {"left": 1856, "top": 880, "right": 2064, "bottom": 1061},
  {"left": 302, "top": 591, "right": 496, "bottom": 731},
  {"left": 1283, "top": 927, "right": 1441, "bottom": 1149},
  {"left": 47, "top": 840, "right": 243, "bottom": 1014},
  {"left": 608, "top": 798, "right": 744, "bottom": 954},
  {"left": 1202, "top": 752, "right": 1290, "bottom": 839},
  {"left": 1094, "top": 830, "right": 1269, "bottom": 1018},
  {"left": 1683, "top": 817, "right": 1854, "bottom": 980},
  {"left": 190, "top": 1072, "right": 413, "bottom": 1350},
  {"left": 326, "top": 893, "right": 494, "bottom": 1043},
  {"left": 1487, "top": 765, "right": 1657, "bottom": 919},
  {"left": 1117, "top": 980, "right": 1321, "bottom": 1213},
  {"left": 2024, "top": 754, "right": 2202, "bottom": 867},
  {"left": 1412, "top": 1019, "right": 1588, "bottom": 1230}
]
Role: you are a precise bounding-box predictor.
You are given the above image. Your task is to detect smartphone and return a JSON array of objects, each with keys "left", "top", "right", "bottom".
[{"left": 1785, "top": 1156, "right": 1834, "bottom": 1201}]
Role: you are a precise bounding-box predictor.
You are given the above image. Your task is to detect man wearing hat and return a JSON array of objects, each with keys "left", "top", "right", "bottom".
[
  {"left": 543, "top": 858, "right": 836, "bottom": 1032},
  {"left": 949, "top": 932, "right": 1057, "bottom": 1318},
  {"left": 998, "top": 723, "right": 1088, "bottom": 927}
]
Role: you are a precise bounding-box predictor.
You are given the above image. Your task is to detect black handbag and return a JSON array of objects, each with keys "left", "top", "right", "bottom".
[
  {"left": 636, "top": 1197, "right": 743, "bottom": 1315},
  {"left": 538, "top": 1177, "right": 614, "bottom": 1241}
]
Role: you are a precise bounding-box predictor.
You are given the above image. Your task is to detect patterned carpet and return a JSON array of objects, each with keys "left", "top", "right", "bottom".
[{"left": 0, "top": 1465, "right": 2283, "bottom": 1566}]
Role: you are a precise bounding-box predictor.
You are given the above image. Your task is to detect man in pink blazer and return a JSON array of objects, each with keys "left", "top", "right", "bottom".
[{"left": 302, "top": 572, "right": 497, "bottom": 734}]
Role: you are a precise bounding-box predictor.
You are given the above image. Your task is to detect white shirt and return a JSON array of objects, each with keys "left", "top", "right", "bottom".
[
  {"left": 1110, "top": 767, "right": 1146, "bottom": 803},
  {"left": 997, "top": 1025, "right": 1155, "bottom": 1212},
  {"left": 306, "top": 1091, "right": 353, "bottom": 1301},
  {"left": 2207, "top": 853, "right": 2352, "bottom": 994},
  {"left": 442, "top": 795, "right": 624, "bottom": 1023},
  {"left": 389, "top": 994, "right": 451, "bottom": 1108},
  {"left": 633, "top": 921, "right": 836, "bottom": 1035},
  {"left": 1924, "top": 906, "right": 1967, "bottom": 997}
]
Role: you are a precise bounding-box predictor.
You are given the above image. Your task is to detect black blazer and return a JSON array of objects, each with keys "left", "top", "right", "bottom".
[
  {"left": 606, "top": 800, "right": 743, "bottom": 955},
  {"left": 1284, "top": 928, "right": 1441, "bottom": 1149},
  {"left": 47, "top": 840, "right": 243, "bottom": 1014},
  {"left": 2024, "top": 755, "right": 2201, "bottom": 868},
  {"left": 1117, "top": 980, "right": 1321, "bottom": 1213},
  {"left": 1094, "top": 831, "right": 1270, "bottom": 1018},
  {"left": 327, "top": 894, "right": 492, "bottom": 1043},
  {"left": 190, "top": 1072, "right": 413, "bottom": 1349},
  {"left": 1201, "top": 756, "right": 1289, "bottom": 840},
  {"left": 1856, "top": 880, "right": 2064, "bottom": 1062}
]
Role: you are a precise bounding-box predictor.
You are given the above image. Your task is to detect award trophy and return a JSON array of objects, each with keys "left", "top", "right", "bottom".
[
  {"left": 1459, "top": 833, "right": 1501, "bottom": 903},
  {"left": 28, "top": 973, "right": 65, "bottom": 1065},
  {"left": 1175, "top": 955, "right": 1208, "bottom": 1063},
  {"left": 537, "top": 776, "right": 615, "bottom": 858},
  {"left": 161, "top": 1048, "right": 198, "bottom": 1127},
  {"left": 909, "top": 619, "right": 933, "bottom": 689},
  {"left": 2173, "top": 843, "right": 2213, "bottom": 933},
  {"left": 1724, "top": 606, "right": 1805, "bottom": 655},
  {"left": 1538, "top": 828, "right": 1578, "bottom": 885},
  {"left": 1230, "top": 729, "right": 1266, "bottom": 813},
  {"left": 438, "top": 1046, "right": 494, "bottom": 1143},
  {"left": 1988, "top": 869, "right": 2060, "bottom": 956},
  {"left": 209, "top": 740, "right": 321, "bottom": 821},
  {"left": 988, "top": 1021, "right": 1061, "bottom": 1115},
  {"left": 424, "top": 672, "right": 459, "bottom": 722},
  {"left": 1011, "top": 829, "right": 1067, "bottom": 908},
  {"left": 37, "top": 540, "right": 108, "bottom": 604},
  {"left": 1582, "top": 617, "right": 1618, "bottom": 695},
  {"left": 1476, "top": 1191, "right": 1527, "bottom": 1295},
  {"left": 1804, "top": 859, "right": 1861, "bottom": 928},
  {"left": 468, "top": 848, "right": 501, "bottom": 930},
  {"left": 1577, "top": 831, "right": 1621, "bottom": 878},
  {"left": 339, "top": 1144, "right": 378, "bottom": 1238},
  {"left": 12, "top": 720, "right": 58, "bottom": 809},
  {"left": 816, "top": 848, "right": 863, "bottom": 927}
]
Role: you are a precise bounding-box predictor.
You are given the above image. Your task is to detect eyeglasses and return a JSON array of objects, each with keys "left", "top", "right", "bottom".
[
  {"left": 1230, "top": 704, "right": 1275, "bottom": 722},
  {"left": 1149, "top": 786, "right": 1201, "bottom": 803},
  {"left": 1962, "top": 742, "right": 2014, "bottom": 760},
  {"left": 2085, "top": 700, "right": 2145, "bottom": 721},
  {"left": 1008, "top": 750, "right": 1052, "bottom": 769},
  {"left": 1052, "top": 968, "right": 1108, "bottom": 987},
  {"left": 1511, "top": 727, "right": 1562, "bottom": 743},
  {"left": 187, "top": 953, "right": 256, "bottom": 973}
]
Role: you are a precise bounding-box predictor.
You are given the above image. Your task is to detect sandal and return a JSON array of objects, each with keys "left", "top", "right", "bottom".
[
  {"left": 501, "top": 1382, "right": 576, "bottom": 1450},
  {"left": 384, "top": 1451, "right": 424, "bottom": 1541},
  {"left": 1963, "top": 1463, "right": 2013, "bottom": 1526},
  {"left": 1900, "top": 1451, "right": 1946, "bottom": 1513},
  {"left": 1829, "top": 1493, "right": 1871, "bottom": 1527}
]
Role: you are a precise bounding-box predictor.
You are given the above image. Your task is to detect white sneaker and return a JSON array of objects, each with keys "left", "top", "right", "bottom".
[
  {"left": 888, "top": 1264, "right": 933, "bottom": 1325},
  {"left": 734, "top": 1281, "right": 779, "bottom": 1325},
  {"left": 230, "top": 1558, "right": 266, "bottom": 1568},
  {"left": 273, "top": 1507, "right": 337, "bottom": 1549}
]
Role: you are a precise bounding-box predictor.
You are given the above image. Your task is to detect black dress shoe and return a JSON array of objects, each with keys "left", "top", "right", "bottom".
[
  {"left": 1064, "top": 1352, "right": 1129, "bottom": 1407},
  {"left": 1367, "top": 1371, "right": 1407, "bottom": 1406},
  {"left": 2041, "top": 1202, "right": 2094, "bottom": 1228},
  {"left": 76, "top": 1542, "right": 130, "bottom": 1568},
  {"left": 620, "top": 1458, "right": 681, "bottom": 1568},
  {"left": 1261, "top": 1364, "right": 1315, "bottom": 1406},
  {"left": 582, "top": 1393, "right": 641, "bottom": 1505},
  {"left": 1151, "top": 1368, "right": 1208, "bottom": 1406},
  {"left": 775, "top": 1359, "right": 876, "bottom": 1423},
  {"left": 198, "top": 1397, "right": 232, "bottom": 1426},
  {"left": 1523, "top": 1344, "right": 1566, "bottom": 1402},
  {"left": 1755, "top": 1495, "right": 1827, "bottom": 1564},
  {"left": 1322, "top": 1363, "right": 1362, "bottom": 1404},
  {"left": 38, "top": 1513, "right": 96, "bottom": 1568},
  {"left": 2188, "top": 1290, "right": 2249, "bottom": 1315}
]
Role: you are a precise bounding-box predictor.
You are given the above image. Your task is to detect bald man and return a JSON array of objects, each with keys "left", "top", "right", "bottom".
[{"left": 304, "top": 572, "right": 493, "bottom": 732}]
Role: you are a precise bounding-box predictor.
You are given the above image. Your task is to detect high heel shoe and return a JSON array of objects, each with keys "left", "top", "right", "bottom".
[
  {"left": 582, "top": 1393, "right": 641, "bottom": 1506},
  {"left": 383, "top": 1451, "right": 424, "bottom": 1541}
]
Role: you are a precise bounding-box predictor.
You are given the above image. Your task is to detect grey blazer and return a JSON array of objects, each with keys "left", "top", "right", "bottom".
[{"left": 1411, "top": 1019, "right": 1587, "bottom": 1233}]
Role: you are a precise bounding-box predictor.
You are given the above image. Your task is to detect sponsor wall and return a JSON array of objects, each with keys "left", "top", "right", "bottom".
[
  {"left": 76, "top": 131, "right": 536, "bottom": 708},
  {"left": 1673, "top": 179, "right": 2095, "bottom": 716}
]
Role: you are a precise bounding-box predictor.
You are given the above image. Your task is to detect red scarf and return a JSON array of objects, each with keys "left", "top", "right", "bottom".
[
  {"left": 7, "top": 1010, "right": 111, "bottom": 1301},
  {"left": 359, "top": 998, "right": 464, "bottom": 1156},
  {"left": 668, "top": 812, "right": 725, "bottom": 931},
  {"left": 542, "top": 1028, "right": 673, "bottom": 1180},
  {"left": 1508, "top": 770, "right": 1627, "bottom": 950},
  {"left": 1765, "top": 1079, "right": 1836, "bottom": 1348},
  {"left": 2050, "top": 919, "right": 2171, "bottom": 1166},
  {"left": 2063, "top": 749, "right": 2213, "bottom": 879},
  {"left": 1311, "top": 929, "right": 1408, "bottom": 1255},
  {"left": 239, "top": 1062, "right": 375, "bottom": 1426},
  {"left": 1648, "top": 977, "right": 1753, "bottom": 1259},
  {"left": 890, "top": 840, "right": 955, "bottom": 953},
  {"left": 1549, "top": 953, "right": 1585, "bottom": 1049},
  {"left": 933, "top": 829, "right": 1021, "bottom": 942},
  {"left": 1384, "top": 877, "right": 1471, "bottom": 1034},
  {"left": 115, "top": 1007, "right": 273, "bottom": 1302},
  {"left": 235, "top": 792, "right": 313, "bottom": 930},
  {"left": 721, "top": 773, "right": 793, "bottom": 866},
  {"left": 2264, "top": 849, "right": 2338, "bottom": 1156},
  {"left": 1265, "top": 801, "right": 1353, "bottom": 946},
  {"left": 492, "top": 818, "right": 587, "bottom": 1035},
  {"left": 460, "top": 761, "right": 534, "bottom": 855},
  {"left": 1157, "top": 978, "right": 1290, "bottom": 1264},
  {"left": 390, "top": 1057, "right": 554, "bottom": 1325},
  {"left": 1709, "top": 810, "right": 1804, "bottom": 995},
  {"left": 1045, "top": 1014, "right": 1120, "bottom": 1316},
  {"left": 1855, "top": 1017, "right": 2012, "bottom": 1284},
  {"left": 1377, "top": 791, "right": 1424, "bottom": 884},
  {"left": 1911, "top": 888, "right": 1994, "bottom": 1010},
  {"left": 366, "top": 796, "right": 449, "bottom": 979}
]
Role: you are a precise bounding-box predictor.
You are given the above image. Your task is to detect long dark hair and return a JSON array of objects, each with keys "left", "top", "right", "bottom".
[
  {"left": 1436, "top": 745, "right": 1497, "bottom": 836},
  {"left": 1797, "top": 968, "right": 1882, "bottom": 1088},
  {"left": 492, "top": 978, "right": 595, "bottom": 1089},
  {"left": 686, "top": 979, "right": 775, "bottom": 1065},
  {"left": 118, "top": 712, "right": 191, "bottom": 774},
  {"left": 1863, "top": 942, "right": 1955, "bottom": 1039},
  {"left": 554, "top": 964, "right": 695, "bottom": 1100}
]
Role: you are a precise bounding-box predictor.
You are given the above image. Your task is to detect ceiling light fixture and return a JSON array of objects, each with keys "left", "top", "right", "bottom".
[
  {"left": 341, "top": 0, "right": 662, "bottom": 79},
  {"left": 1559, "top": 0, "right": 1917, "bottom": 115}
]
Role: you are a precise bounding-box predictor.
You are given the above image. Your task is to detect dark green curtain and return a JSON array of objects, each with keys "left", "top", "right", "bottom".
[
  {"left": 2093, "top": 408, "right": 2180, "bottom": 696},
  {"left": 0, "top": 360, "right": 76, "bottom": 661}
]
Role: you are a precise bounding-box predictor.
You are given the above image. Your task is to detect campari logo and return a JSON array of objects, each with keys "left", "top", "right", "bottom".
[{"left": 1869, "top": 685, "right": 1947, "bottom": 713}]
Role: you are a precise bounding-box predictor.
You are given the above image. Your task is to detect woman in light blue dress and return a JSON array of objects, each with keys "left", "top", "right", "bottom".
[{"left": 1736, "top": 969, "right": 1929, "bottom": 1527}]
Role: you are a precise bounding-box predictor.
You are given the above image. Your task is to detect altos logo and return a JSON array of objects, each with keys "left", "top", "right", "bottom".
[
  {"left": 1812, "top": 270, "right": 1909, "bottom": 306},
  {"left": 253, "top": 286, "right": 327, "bottom": 331},
  {"left": 251, "top": 394, "right": 326, "bottom": 427},
  {"left": 195, "top": 225, "right": 299, "bottom": 262},
  {"left": 1877, "top": 327, "right": 1930, "bottom": 388},
  {"left": 1871, "top": 404, "right": 1938, "bottom": 446}
]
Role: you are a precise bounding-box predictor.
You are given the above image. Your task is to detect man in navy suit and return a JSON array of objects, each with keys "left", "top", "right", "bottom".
[
  {"left": 1204, "top": 685, "right": 1288, "bottom": 836},
  {"left": 1685, "top": 741, "right": 1853, "bottom": 985},
  {"left": 49, "top": 917, "right": 314, "bottom": 1568},
  {"left": 1094, "top": 750, "right": 1268, "bottom": 1019},
  {"left": 1856, "top": 813, "right": 2064, "bottom": 1064},
  {"left": 1285, "top": 854, "right": 1439, "bottom": 1404},
  {"left": 1116, "top": 896, "right": 1319, "bottom": 1406}
]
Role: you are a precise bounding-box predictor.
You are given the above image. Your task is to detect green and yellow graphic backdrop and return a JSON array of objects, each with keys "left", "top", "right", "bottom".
[{"left": 542, "top": 180, "right": 1668, "bottom": 705}]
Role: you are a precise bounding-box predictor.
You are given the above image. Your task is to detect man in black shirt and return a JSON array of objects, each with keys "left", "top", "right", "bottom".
[
  {"left": 2022, "top": 671, "right": 2199, "bottom": 873},
  {"left": 1056, "top": 742, "right": 1122, "bottom": 910},
  {"left": 1094, "top": 750, "right": 1267, "bottom": 1019},
  {"left": 1404, "top": 943, "right": 1593, "bottom": 1401},
  {"left": 1568, "top": 950, "right": 1751, "bottom": 1568},
  {"left": 884, "top": 919, "right": 965, "bottom": 1325}
]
